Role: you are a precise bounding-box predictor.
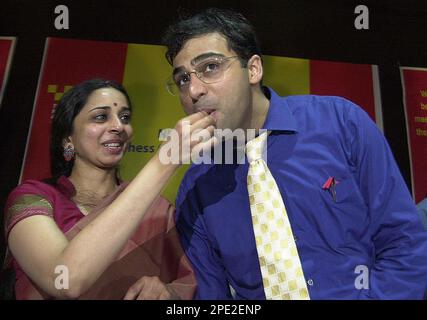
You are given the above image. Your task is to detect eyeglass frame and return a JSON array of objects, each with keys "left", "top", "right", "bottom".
[{"left": 165, "top": 55, "right": 244, "bottom": 96}]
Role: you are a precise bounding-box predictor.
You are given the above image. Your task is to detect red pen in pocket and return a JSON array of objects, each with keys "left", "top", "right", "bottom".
[{"left": 322, "top": 177, "right": 339, "bottom": 202}]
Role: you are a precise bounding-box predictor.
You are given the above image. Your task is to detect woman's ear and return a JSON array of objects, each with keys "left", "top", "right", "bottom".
[
  {"left": 62, "top": 137, "right": 73, "bottom": 149},
  {"left": 247, "top": 55, "right": 263, "bottom": 85}
]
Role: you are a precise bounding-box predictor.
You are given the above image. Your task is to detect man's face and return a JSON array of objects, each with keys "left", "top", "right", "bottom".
[{"left": 172, "top": 32, "right": 253, "bottom": 131}]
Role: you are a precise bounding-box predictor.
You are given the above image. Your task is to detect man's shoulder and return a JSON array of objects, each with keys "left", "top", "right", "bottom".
[
  {"left": 281, "top": 94, "right": 365, "bottom": 124},
  {"left": 283, "top": 94, "right": 358, "bottom": 111}
]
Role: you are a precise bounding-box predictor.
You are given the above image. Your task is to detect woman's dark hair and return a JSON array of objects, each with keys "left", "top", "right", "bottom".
[
  {"left": 49, "top": 79, "right": 132, "bottom": 182},
  {"left": 162, "top": 8, "right": 262, "bottom": 66}
]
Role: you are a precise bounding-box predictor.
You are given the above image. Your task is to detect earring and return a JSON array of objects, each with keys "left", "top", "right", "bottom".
[{"left": 63, "top": 145, "right": 75, "bottom": 162}]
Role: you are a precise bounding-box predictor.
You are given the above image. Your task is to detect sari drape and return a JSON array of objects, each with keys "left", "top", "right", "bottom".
[{"left": 3, "top": 176, "right": 196, "bottom": 299}]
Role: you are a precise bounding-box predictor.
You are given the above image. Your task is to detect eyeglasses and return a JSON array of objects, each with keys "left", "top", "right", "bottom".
[{"left": 166, "top": 56, "right": 241, "bottom": 96}]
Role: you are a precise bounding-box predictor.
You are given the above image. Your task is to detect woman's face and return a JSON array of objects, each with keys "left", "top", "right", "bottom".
[{"left": 67, "top": 87, "right": 133, "bottom": 171}]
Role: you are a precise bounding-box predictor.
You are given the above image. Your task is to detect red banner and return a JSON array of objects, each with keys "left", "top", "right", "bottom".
[
  {"left": 401, "top": 67, "right": 427, "bottom": 203},
  {"left": 0, "top": 37, "right": 15, "bottom": 106},
  {"left": 310, "top": 60, "right": 380, "bottom": 124}
]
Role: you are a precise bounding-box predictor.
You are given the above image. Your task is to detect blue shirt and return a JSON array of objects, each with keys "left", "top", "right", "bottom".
[
  {"left": 417, "top": 198, "right": 427, "bottom": 230},
  {"left": 176, "top": 88, "right": 427, "bottom": 299}
]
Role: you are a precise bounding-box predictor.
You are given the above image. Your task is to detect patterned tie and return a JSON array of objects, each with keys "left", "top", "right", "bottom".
[{"left": 246, "top": 131, "right": 310, "bottom": 300}]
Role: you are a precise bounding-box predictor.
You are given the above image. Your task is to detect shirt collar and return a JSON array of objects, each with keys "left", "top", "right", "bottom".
[{"left": 261, "top": 87, "right": 298, "bottom": 133}]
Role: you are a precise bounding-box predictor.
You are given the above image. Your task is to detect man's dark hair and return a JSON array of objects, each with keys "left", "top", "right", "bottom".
[{"left": 162, "top": 8, "right": 262, "bottom": 66}]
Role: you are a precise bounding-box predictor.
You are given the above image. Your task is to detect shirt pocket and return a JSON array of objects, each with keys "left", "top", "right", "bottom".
[
  {"left": 321, "top": 177, "right": 360, "bottom": 204},
  {"left": 318, "top": 176, "right": 368, "bottom": 223}
]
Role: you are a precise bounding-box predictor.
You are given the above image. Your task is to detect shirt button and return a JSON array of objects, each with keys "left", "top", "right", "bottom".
[
  {"left": 294, "top": 236, "right": 298, "bottom": 242},
  {"left": 307, "top": 279, "right": 314, "bottom": 286}
]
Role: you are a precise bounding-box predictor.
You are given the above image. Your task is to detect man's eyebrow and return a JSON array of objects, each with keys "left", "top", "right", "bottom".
[
  {"left": 172, "top": 66, "right": 184, "bottom": 76},
  {"left": 172, "top": 52, "right": 226, "bottom": 76},
  {"left": 191, "top": 52, "right": 225, "bottom": 65}
]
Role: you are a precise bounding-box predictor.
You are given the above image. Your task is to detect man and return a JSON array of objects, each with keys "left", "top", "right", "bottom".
[{"left": 162, "top": 8, "right": 427, "bottom": 299}]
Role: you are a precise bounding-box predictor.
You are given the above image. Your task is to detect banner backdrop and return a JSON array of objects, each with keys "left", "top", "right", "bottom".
[
  {"left": 21, "top": 37, "right": 382, "bottom": 203},
  {"left": 0, "top": 37, "right": 16, "bottom": 108},
  {"left": 400, "top": 67, "right": 427, "bottom": 203}
]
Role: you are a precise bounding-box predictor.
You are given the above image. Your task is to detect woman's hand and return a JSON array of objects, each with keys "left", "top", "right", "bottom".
[
  {"left": 123, "top": 276, "right": 179, "bottom": 300},
  {"left": 158, "top": 111, "right": 218, "bottom": 166}
]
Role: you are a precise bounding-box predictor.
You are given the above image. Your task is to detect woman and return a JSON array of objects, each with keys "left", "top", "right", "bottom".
[{"left": 2, "top": 79, "right": 216, "bottom": 299}]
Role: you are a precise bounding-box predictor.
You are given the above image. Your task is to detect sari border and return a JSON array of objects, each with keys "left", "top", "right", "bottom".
[{"left": 5, "top": 194, "right": 54, "bottom": 241}]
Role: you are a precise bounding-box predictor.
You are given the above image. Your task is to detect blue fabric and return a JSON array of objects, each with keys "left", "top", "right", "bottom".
[
  {"left": 176, "top": 88, "right": 427, "bottom": 300},
  {"left": 417, "top": 198, "right": 427, "bottom": 231}
]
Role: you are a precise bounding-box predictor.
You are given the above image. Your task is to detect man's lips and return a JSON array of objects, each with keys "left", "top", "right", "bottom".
[
  {"left": 204, "top": 110, "right": 219, "bottom": 122},
  {"left": 197, "top": 108, "right": 220, "bottom": 121},
  {"left": 198, "top": 108, "right": 216, "bottom": 115}
]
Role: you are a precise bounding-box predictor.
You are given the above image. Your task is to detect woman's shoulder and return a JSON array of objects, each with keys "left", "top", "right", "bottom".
[
  {"left": 13, "top": 179, "right": 52, "bottom": 190},
  {"left": 4, "top": 180, "right": 58, "bottom": 241},
  {"left": 6, "top": 179, "right": 59, "bottom": 206}
]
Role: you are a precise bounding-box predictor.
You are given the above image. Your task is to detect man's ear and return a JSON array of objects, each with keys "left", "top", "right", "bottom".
[{"left": 247, "top": 55, "right": 263, "bottom": 85}]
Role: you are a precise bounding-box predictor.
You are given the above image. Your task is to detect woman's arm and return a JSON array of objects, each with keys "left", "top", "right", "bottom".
[{"left": 8, "top": 112, "right": 216, "bottom": 298}]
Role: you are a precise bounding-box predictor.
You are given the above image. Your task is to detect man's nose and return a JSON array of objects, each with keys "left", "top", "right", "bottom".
[{"left": 188, "top": 72, "right": 207, "bottom": 102}]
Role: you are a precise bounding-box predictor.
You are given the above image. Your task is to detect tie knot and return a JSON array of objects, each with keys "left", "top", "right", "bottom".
[{"left": 246, "top": 131, "right": 268, "bottom": 163}]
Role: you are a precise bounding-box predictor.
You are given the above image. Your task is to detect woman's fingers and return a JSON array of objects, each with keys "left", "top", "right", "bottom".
[
  {"left": 190, "top": 112, "right": 216, "bottom": 131},
  {"left": 123, "top": 278, "right": 145, "bottom": 300},
  {"left": 167, "top": 111, "right": 217, "bottom": 164},
  {"left": 123, "top": 276, "right": 174, "bottom": 300}
]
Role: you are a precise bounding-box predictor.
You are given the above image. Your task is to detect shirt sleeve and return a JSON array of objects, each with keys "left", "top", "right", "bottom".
[
  {"left": 416, "top": 198, "right": 427, "bottom": 230},
  {"left": 175, "top": 172, "right": 233, "bottom": 300},
  {"left": 4, "top": 187, "right": 53, "bottom": 239},
  {"left": 159, "top": 202, "right": 197, "bottom": 300},
  {"left": 345, "top": 100, "right": 427, "bottom": 299}
]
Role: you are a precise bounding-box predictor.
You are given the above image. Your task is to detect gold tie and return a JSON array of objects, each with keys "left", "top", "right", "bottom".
[{"left": 246, "top": 131, "right": 310, "bottom": 300}]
